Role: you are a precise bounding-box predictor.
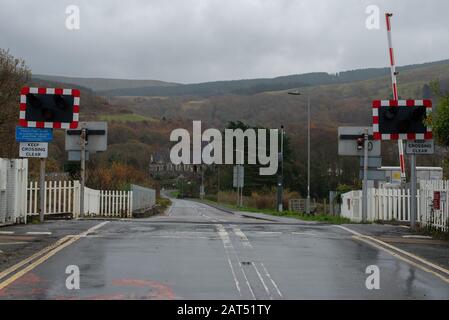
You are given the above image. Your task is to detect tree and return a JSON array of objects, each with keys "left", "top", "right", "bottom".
[
  {"left": 0, "top": 49, "right": 31, "bottom": 157},
  {"left": 429, "top": 81, "right": 449, "bottom": 148}
]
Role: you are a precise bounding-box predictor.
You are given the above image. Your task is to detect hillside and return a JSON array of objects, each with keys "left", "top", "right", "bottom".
[
  {"left": 32, "top": 74, "right": 178, "bottom": 92},
  {"left": 98, "top": 59, "right": 449, "bottom": 97}
]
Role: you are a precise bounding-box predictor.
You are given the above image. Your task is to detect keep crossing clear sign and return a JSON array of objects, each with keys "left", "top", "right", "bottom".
[
  {"left": 19, "top": 142, "right": 48, "bottom": 158},
  {"left": 406, "top": 140, "right": 434, "bottom": 155}
]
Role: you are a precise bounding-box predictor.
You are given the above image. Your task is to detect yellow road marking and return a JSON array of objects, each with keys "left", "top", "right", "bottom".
[{"left": 0, "top": 221, "right": 109, "bottom": 291}]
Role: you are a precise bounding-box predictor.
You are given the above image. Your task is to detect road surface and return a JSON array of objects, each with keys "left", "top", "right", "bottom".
[{"left": 0, "top": 198, "right": 448, "bottom": 299}]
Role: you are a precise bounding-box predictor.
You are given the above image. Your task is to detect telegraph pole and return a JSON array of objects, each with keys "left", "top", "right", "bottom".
[
  {"left": 306, "top": 97, "right": 311, "bottom": 215},
  {"left": 277, "top": 126, "right": 284, "bottom": 212},
  {"left": 80, "top": 128, "right": 86, "bottom": 218}
]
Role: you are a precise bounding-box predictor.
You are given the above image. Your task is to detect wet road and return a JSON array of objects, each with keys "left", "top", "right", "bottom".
[{"left": 0, "top": 199, "right": 448, "bottom": 299}]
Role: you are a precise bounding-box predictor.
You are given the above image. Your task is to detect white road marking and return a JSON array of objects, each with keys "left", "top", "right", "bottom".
[
  {"left": 292, "top": 232, "right": 317, "bottom": 236},
  {"left": 334, "top": 225, "right": 449, "bottom": 283},
  {"left": 255, "top": 231, "right": 282, "bottom": 235},
  {"left": 215, "top": 224, "right": 243, "bottom": 298},
  {"left": 0, "top": 231, "right": 14, "bottom": 235},
  {"left": 232, "top": 226, "right": 253, "bottom": 248},
  {"left": 0, "top": 242, "right": 28, "bottom": 246},
  {"left": 233, "top": 226, "right": 283, "bottom": 300},
  {"left": 402, "top": 235, "right": 432, "bottom": 239},
  {"left": 26, "top": 232, "right": 52, "bottom": 235},
  {"left": 260, "top": 262, "right": 283, "bottom": 298},
  {"left": 252, "top": 262, "right": 272, "bottom": 299}
]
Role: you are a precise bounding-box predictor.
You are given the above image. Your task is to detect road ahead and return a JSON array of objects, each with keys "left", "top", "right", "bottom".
[{"left": 0, "top": 199, "right": 448, "bottom": 299}]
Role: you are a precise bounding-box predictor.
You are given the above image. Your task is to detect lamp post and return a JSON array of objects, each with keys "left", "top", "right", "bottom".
[
  {"left": 288, "top": 91, "right": 311, "bottom": 215},
  {"left": 277, "top": 126, "right": 285, "bottom": 212}
]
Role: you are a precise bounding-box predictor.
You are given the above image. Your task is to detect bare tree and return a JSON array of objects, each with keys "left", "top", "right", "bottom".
[{"left": 0, "top": 49, "right": 31, "bottom": 158}]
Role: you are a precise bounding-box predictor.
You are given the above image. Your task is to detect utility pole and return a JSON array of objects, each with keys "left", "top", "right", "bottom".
[
  {"left": 80, "top": 128, "right": 86, "bottom": 218},
  {"left": 277, "top": 126, "right": 284, "bottom": 212},
  {"left": 39, "top": 158, "right": 46, "bottom": 223},
  {"left": 288, "top": 91, "right": 311, "bottom": 215},
  {"left": 306, "top": 97, "right": 311, "bottom": 215},
  {"left": 362, "top": 128, "right": 369, "bottom": 222},
  {"left": 200, "top": 166, "right": 205, "bottom": 199}
]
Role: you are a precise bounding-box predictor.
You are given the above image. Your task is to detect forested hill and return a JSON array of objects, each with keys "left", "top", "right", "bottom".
[{"left": 95, "top": 59, "right": 449, "bottom": 97}]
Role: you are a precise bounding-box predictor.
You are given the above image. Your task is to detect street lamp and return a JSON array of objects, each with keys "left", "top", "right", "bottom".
[
  {"left": 277, "top": 126, "right": 285, "bottom": 212},
  {"left": 288, "top": 91, "right": 311, "bottom": 215}
]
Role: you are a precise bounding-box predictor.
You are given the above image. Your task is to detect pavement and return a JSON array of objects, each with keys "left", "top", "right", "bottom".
[{"left": 0, "top": 198, "right": 448, "bottom": 299}]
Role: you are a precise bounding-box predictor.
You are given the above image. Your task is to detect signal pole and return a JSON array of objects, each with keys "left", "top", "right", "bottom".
[
  {"left": 80, "top": 128, "right": 86, "bottom": 218},
  {"left": 362, "top": 129, "right": 369, "bottom": 222},
  {"left": 39, "top": 158, "right": 46, "bottom": 223}
]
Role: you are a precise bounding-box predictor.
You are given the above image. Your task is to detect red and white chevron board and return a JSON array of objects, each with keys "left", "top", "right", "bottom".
[
  {"left": 18, "top": 87, "right": 80, "bottom": 129},
  {"left": 372, "top": 99, "right": 432, "bottom": 141}
]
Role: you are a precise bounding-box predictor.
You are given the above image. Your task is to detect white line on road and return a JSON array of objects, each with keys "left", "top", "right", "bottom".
[
  {"left": 0, "top": 231, "right": 14, "bottom": 235},
  {"left": 231, "top": 226, "right": 253, "bottom": 248},
  {"left": 260, "top": 262, "right": 283, "bottom": 299},
  {"left": 216, "top": 224, "right": 243, "bottom": 298},
  {"left": 232, "top": 226, "right": 283, "bottom": 300},
  {"left": 291, "top": 232, "right": 317, "bottom": 236},
  {"left": 252, "top": 262, "right": 272, "bottom": 300},
  {"left": 26, "top": 232, "right": 52, "bottom": 235},
  {"left": 0, "top": 242, "right": 28, "bottom": 246}
]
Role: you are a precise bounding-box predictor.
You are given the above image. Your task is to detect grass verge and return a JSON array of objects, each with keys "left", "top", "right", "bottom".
[{"left": 199, "top": 198, "right": 352, "bottom": 224}]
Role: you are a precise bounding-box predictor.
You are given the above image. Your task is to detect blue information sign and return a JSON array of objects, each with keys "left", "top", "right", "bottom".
[{"left": 15, "top": 127, "right": 53, "bottom": 142}]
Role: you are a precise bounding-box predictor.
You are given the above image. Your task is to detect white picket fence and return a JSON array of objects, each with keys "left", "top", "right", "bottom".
[
  {"left": 27, "top": 180, "right": 133, "bottom": 218},
  {"left": 28, "top": 180, "right": 80, "bottom": 217},
  {"left": 341, "top": 180, "right": 449, "bottom": 232}
]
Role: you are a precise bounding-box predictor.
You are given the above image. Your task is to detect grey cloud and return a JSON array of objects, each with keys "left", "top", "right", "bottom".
[{"left": 0, "top": 0, "right": 448, "bottom": 83}]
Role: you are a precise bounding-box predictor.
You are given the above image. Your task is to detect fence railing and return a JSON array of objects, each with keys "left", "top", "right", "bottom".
[
  {"left": 341, "top": 180, "right": 449, "bottom": 232},
  {"left": 131, "top": 184, "right": 155, "bottom": 212},
  {"left": 27, "top": 180, "right": 132, "bottom": 219},
  {"left": 28, "top": 180, "right": 80, "bottom": 216},
  {"left": 99, "top": 190, "right": 132, "bottom": 218}
]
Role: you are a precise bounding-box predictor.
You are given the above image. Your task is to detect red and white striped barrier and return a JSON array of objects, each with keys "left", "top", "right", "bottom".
[{"left": 385, "top": 13, "right": 406, "bottom": 180}]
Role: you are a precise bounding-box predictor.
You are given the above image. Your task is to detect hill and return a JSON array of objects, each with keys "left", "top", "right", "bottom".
[
  {"left": 32, "top": 74, "right": 178, "bottom": 92},
  {"left": 97, "top": 59, "right": 449, "bottom": 97}
]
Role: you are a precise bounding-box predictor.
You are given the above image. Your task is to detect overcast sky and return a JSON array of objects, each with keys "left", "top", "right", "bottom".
[{"left": 1, "top": 0, "right": 448, "bottom": 83}]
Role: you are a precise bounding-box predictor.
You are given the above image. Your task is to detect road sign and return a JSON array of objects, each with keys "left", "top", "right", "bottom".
[
  {"left": 406, "top": 140, "right": 434, "bottom": 155},
  {"left": 338, "top": 127, "right": 381, "bottom": 157},
  {"left": 372, "top": 100, "right": 432, "bottom": 141},
  {"left": 433, "top": 191, "right": 441, "bottom": 210},
  {"left": 19, "top": 142, "right": 48, "bottom": 158},
  {"left": 18, "top": 87, "right": 80, "bottom": 129},
  {"left": 359, "top": 156, "right": 382, "bottom": 168},
  {"left": 233, "top": 165, "right": 244, "bottom": 188},
  {"left": 359, "top": 169, "right": 386, "bottom": 181},
  {"left": 15, "top": 126, "right": 53, "bottom": 142},
  {"left": 65, "top": 122, "right": 108, "bottom": 152},
  {"left": 68, "top": 151, "right": 90, "bottom": 161}
]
